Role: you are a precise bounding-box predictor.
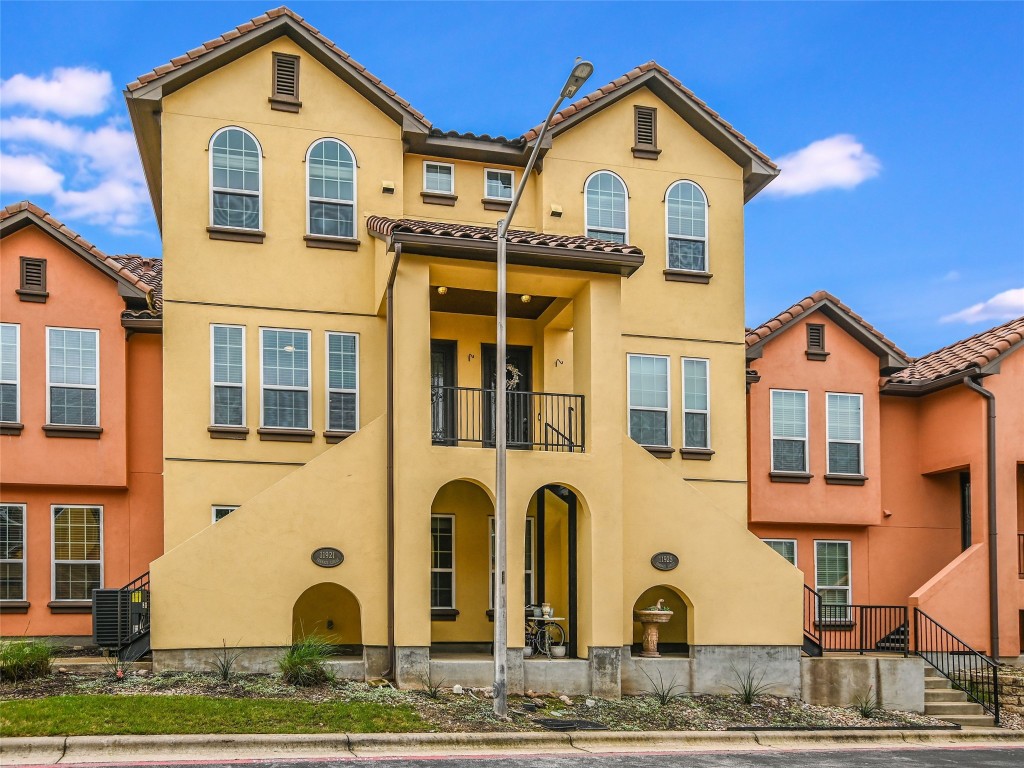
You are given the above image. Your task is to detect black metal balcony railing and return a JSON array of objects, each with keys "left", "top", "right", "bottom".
[
  {"left": 430, "top": 386, "right": 584, "bottom": 452},
  {"left": 803, "top": 586, "right": 908, "bottom": 655}
]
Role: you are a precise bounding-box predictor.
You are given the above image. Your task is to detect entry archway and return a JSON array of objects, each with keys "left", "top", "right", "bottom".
[
  {"left": 292, "top": 583, "right": 362, "bottom": 654},
  {"left": 631, "top": 585, "right": 692, "bottom": 657}
]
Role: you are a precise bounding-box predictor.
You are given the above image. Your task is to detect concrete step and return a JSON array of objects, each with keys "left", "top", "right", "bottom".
[
  {"left": 924, "top": 700, "right": 986, "bottom": 716},
  {"left": 931, "top": 713, "right": 996, "bottom": 727},
  {"left": 925, "top": 688, "right": 968, "bottom": 702},
  {"left": 925, "top": 676, "right": 953, "bottom": 689},
  {"left": 923, "top": 666, "right": 945, "bottom": 678}
]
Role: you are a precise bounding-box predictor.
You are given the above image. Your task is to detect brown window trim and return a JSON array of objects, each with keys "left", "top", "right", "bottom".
[
  {"left": 16, "top": 289, "right": 49, "bottom": 303},
  {"left": 631, "top": 147, "right": 662, "bottom": 160},
  {"left": 0, "top": 600, "right": 29, "bottom": 614},
  {"left": 258, "top": 427, "right": 315, "bottom": 443},
  {"left": 421, "top": 192, "right": 457, "bottom": 207},
  {"left": 680, "top": 447, "right": 715, "bottom": 461},
  {"left": 209, "top": 425, "right": 250, "bottom": 440},
  {"left": 825, "top": 474, "right": 867, "bottom": 486},
  {"left": 664, "top": 269, "right": 712, "bottom": 284},
  {"left": 482, "top": 198, "right": 512, "bottom": 212},
  {"left": 806, "top": 351, "right": 830, "bottom": 361},
  {"left": 431, "top": 608, "right": 460, "bottom": 622},
  {"left": 207, "top": 226, "right": 266, "bottom": 244},
  {"left": 268, "top": 96, "right": 302, "bottom": 113},
  {"left": 324, "top": 430, "right": 356, "bottom": 444},
  {"left": 48, "top": 600, "right": 92, "bottom": 614},
  {"left": 0, "top": 422, "right": 24, "bottom": 436},
  {"left": 43, "top": 424, "right": 102, "bottom": 439},
  {"left": 304, "top": 234, "right": 360, "bottom": 251},
  {"left": 643, "top": 445, "right": 674, "bottom": 459},
  {"left": 769, "top": 471, "right": 812, "bottom": 484}
]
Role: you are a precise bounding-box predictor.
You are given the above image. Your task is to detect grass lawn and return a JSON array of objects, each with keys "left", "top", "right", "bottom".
[{"left": 0, "top": 695, "right": 426, "bottom": 737}]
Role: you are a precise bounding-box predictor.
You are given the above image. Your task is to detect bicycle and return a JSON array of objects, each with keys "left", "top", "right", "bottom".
[{"left": 525, "top": 614, "right": 566, "bottom": 658}]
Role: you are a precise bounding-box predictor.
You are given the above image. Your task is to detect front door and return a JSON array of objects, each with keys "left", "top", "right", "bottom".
[
  {"left": 482, "top": 344, "right": 532, "bottom": 448},
  {"left": 431, "top": 340, "right": 457, "bottom": 445}
]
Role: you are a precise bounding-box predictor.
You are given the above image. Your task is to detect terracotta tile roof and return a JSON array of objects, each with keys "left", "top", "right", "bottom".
[
  {"left": 112, "top": 256, "right": 163, "bottom": 319},
  {"left": 745, "top": 290, "right": 908, "bottom": 359},
  {"left": 0, "top": 201, "right": 157, "bottom": 299},
  {"left": 522, "top": 61, "right": 777, "bottom": 170},
  {"left": 888, "top": 316, "right": 1024, "bottom": 383},
  {"left": 427, "top": 128, "right": 526, "bottom": 147},
  {"left": 126, "top": 6, "right": 431, "bottom": 128},
  {"left": 366, "top": 216, "right": 644, "bottom": 255}
]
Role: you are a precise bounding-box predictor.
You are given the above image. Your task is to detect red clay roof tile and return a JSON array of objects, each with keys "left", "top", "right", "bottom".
[{"left": 888, "top": 316, "right": 1024, "bottom": 383}]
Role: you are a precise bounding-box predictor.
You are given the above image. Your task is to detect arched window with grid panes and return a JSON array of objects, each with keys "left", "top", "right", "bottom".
[
  {"left": 584, "top": 171, "right": 628, "bottom": 243},
  {"left": 306, "top": 138, "right": 357, "bottom": 239},
  {"left": 209, "top": 127, "right": 262, "bottom": 231},
  {"left": 666, "top": 180, "right": 708, "bottom": 272}
]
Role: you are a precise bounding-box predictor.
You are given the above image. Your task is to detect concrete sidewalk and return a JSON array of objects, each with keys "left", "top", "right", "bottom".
[{"left": 3, "top": 728, "right": 1024, "bottom": 765}]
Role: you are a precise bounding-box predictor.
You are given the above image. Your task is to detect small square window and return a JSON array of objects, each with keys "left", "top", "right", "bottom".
[
  {"left": 424, "top": 162, "right": 454, "bottom": 195},
  {"left": 484, "top": 169, "right": 513, "bottom": 200}
]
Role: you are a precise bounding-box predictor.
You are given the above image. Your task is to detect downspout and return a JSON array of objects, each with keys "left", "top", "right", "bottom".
[
  {"left": 964, "top": 375, "right": 999, "bottom": 660},
  {"left": 382, "top": 242, "right": 402, "bottom": 681}
]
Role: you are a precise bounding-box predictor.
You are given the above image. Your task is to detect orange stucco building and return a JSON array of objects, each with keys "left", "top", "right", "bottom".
[
  {"left": 747, "top": 291, "right": 1024, "bottom": 660},
  {"left": 0, "top": 201, "right": 163, "bottom": 641}
]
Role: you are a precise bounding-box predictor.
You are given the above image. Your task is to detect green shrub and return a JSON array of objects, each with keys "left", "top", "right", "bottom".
[
  {"left": 852, "top": 686, "right": 880, "bottom": 718},
  {"left": 725, "top": 662, "right": 775, "bottom": 705},
  {"left": 638, "top": 666, "right": 687, "bottom": 706},
  {"left": 279, "top": 635, "right": 334, "bottom": 687},
  {"left": 0, "top": 640, "right": 53, "bottom": 683}
]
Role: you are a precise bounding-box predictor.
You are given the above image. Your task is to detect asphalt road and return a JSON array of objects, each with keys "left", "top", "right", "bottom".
[{"left": 82, "top": 747, "right": 1024, "bottom": 768}]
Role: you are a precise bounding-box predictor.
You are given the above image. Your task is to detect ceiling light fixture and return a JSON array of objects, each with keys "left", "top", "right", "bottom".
[{"left": 436, "top": 286, "right": 448, "bottom": 295}]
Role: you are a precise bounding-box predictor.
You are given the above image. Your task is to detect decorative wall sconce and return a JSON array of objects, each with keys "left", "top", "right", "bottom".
[
  {"left": 468, "top": 353, "right": 476, "bottom": 361},
  {"left": 555, "top": 359, "right": 564, "bottom": 367}
]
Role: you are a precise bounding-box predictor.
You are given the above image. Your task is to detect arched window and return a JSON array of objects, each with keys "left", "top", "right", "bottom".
[
  {"left": 584, "top": 171, "right": 628, "bottom": 243},
  {"left": 307, "top": 139, "right": 356, "bottom": 238},
  {"left": 666, "top": 181, "right": 707, "bottom": 272},
  {"left": 210, "top": 127, "right": 262, "bottom": 231}
]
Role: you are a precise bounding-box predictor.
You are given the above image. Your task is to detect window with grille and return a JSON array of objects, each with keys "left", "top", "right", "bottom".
[
  {"left": 682, "top": 358, "right": 710, "bottom": 449},
  {"left": 635, "top": 106, "right": 657, "bottom": 147},
  {"left": 484, "top": 169, "right": 514, "bottom": 200},
  {"left": 260, "top": 329, "right": 310, "bottom": 429},
  {"left": 52, "top": 505, "right": 102, "bottom": 601},
  {"left": 827, "top": 393, "right": 863, "bottom": 475},
  {"left": 815, "top": 540, "right": 851, "bottom": 621},
  {"left": 666, "top": 181, "right": 708, "bottom": 272},
  {"left": 628, "top": 354, "right": 670, "bottom": 447},
  {"left": 0, "top": 324, "right": 19, "bottom": 424},
  {"left": 771, "top": 389, "right": 807, "bottom": 472},
  {"left": 489, "top": 516, "right": 536, "bottom": 608},
  {"left": 431, "top": 515, "right": 454, "bottom": 609},
  {"left": 47, "top": 328, "right": 99, "bottom": 426},
  {"left": 210, "top": 127, "right": 262, "bottom": 230},
  {"left": 272, "top": 53, "right": 300, "bottom": 99},
  {"left": 211, "top": 325, "right": 244, "bottom": 427},
  {"left": 1, "top": 504, "right": 26, "bottom": 601},
  {"left": 585, "top": 171, "right": 628, "bottom": 243},
  {"left": 19, "top": 257, "right": 47, "bottom": 299},
  {"left": 763, "top": 538, "right": 797, "bottom": 566},
  {"left": 327, "top": 332, "right": 358, "bottom": 432},
  {"left": 424, "top": 162, "right": 454, "bottom": 195},
  {"left": 308, "top": 139, "right": 356, "bottom": 238}
]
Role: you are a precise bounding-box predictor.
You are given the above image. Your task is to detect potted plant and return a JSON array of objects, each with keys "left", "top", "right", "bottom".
[
  {"left": 550, "top": 643, "right": 567, "bottom": 658},
  {"left": 633, "top": 598, "right": 674, "bottom": 658}
]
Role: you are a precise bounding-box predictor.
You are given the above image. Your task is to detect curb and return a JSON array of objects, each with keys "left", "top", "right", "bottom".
[{"left": 2, "top": 728, "right": 1023, "bottom": 765}]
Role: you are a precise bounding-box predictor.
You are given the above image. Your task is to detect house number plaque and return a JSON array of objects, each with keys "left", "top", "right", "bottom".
[
  {"left": 651, "top": 552, "right": 679, "bottom": 571},
  {"left": 311, "top": 547, "right": 344, "bottom": 568}
]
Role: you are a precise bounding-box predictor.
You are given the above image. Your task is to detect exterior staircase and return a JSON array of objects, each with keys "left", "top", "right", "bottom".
[{"left": 923, "top": 667, "right": 995, "bottom": 727}]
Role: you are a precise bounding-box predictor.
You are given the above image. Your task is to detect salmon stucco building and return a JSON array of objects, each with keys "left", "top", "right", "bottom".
[
  {"left": 0, "top": 202, "right": 163, "bottom": 641},
  {"left": 120, "top": 6, "right": 803, "bottom": 696}
]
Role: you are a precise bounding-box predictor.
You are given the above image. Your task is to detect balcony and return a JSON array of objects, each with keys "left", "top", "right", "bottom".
[{"left": 430, "top": 386, "right": 584, "bottom": 452}]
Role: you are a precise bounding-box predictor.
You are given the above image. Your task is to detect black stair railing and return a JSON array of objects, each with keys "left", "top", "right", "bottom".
[
  {"left": 803, "top": 586, "right": 908, "bottom": 655},
  {"left": 803, "top": 585, "right": 822, "bottom": 653},
  {"left": 914, "top": 607, "right": 999, "bottom": 723}
]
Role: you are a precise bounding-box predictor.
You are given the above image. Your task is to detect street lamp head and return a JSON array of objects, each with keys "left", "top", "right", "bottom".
[{"left": 561, "top": 60, "right": 594, "bottom": 99}]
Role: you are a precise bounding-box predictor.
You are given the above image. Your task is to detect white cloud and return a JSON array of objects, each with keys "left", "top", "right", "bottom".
[
  {"left": 941, "top": 270, "right": 961, "bottom": 282},
  {"left": 765, "top": 134, "right": 881, "bottom": 197},
  {"left": 0, "top": 67, "right": 113, "bottom": 117},
  {"left": 940, "top": 288, "right": 1024, "bottom": 324},
  {"left": 0, "top": 152, "right": 64, "bottom": 195}
]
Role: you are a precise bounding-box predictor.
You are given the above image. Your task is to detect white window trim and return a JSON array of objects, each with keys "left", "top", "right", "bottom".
[
  {"left": 209, "top": 126, "right": 263, "bottom": 231},
  {"left": 483, "top": 168, "right": 515, "bottom": 201},
  {"left": 210, "top": 324, "right": 246, "bottom": 427},
  {"left": 51, "top": 504, "right": 103, "bottom": 602},
  {"left": 46, "top": 327, "right": 100, "bottom": 427},
  {"left": 1, "top": 503, "right": 27, "bottom": 601},
  {"left": 826, "top": 391, "right": 864, "bottom": 476},
  {"left": 325, "top": 331, "right": 360, "bottom": 433},
  {"left": 431, "top": 513, "right": 455, "bottom": 610},
  {"left": 0, "top": 323, "right": 20, "bottom": 424},
  {"left": 489, "top": 516, "right": 536, "bottom": 609},
  {"left": 584, "top": 169, "right": 629, "bottom": 243},
  {"left": 681, "top": 357, "right": 711, "bottom": 450},
  {"left": 769, "top": 388, "right": 808, "bottom": 473},
  {"left": 762, "top": 538, "right": 797, "bottom": 566},
  {"left": 305, "top": 137, "right": 358, "bottom": 238},
  {"left": 259, "top": 327, "right": 312, "bottom": 430},
  {"left": 627, "top": 353, "right": 671, "bottom": 447},
  {"left": 423, "top": 161, "right": 455, "bottom": 195},
  {"left": 814, "top": 539, "right": 852, "bottom": 621},
  {"left": 212, "top": 505, "right": 238, "bottom": 523},
  {"left": 665, "top": 179, "right": 709, "bottom": 272}
]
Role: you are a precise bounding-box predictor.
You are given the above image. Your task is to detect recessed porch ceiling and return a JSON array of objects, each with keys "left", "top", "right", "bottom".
[{"left": 430, "top": 287, "right": 556, "bottom": 320}]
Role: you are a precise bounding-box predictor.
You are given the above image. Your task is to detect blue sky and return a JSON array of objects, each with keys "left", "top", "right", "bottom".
[{"left": 1, "top": 1, "right": 1022, "bottom": 355}]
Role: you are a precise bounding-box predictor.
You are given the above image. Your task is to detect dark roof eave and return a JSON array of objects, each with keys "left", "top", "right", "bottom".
[
  {"left": 122, "top": 317, "right": 163, "bottom": 333},
  {"left": 881, "top": 368, "right": 985, "bottom": 397},
  {"left": 404, "top": 132, "right": 539, "bottom": 167}
]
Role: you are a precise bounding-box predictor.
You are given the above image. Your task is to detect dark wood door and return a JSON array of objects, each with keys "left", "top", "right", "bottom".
[
  {"left": 482, "top": 344, "right": 532, "bottom": 448},
  {"left": 431, "top": 340, "right": 457, "bottom": 445}
]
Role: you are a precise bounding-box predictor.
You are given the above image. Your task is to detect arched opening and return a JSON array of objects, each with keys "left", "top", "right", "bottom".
[
  {"left": 292, "top": 582, "right": 362, "bottom": 655},
  {"left": 631, "top": 585, "right": 692, "bottom": 658}
]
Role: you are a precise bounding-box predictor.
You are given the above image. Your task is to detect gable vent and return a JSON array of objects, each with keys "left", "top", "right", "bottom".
[
  {"left": 270, "top": 53, "right": 301, "bottom": 112},
  {"left": 17, "top": 257, "right": 48, "bottom": 302},
  {"left": 632, "top": 106, "right": 661, "bottom": 159},
  {"left": 806, "top": 323, "right": 828, "bottom": 360}
]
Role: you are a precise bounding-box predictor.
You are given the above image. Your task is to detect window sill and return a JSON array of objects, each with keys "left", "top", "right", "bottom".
[
  {"left": 806, "top": 350, "right": 830, "bottom": 361},
  {"left": 268, "top": 95, "right": 302, "bottom": 113},
  {"left": 16, "top": 288, "right": 48, "bottom": 303},
  {"left": 207, "top": 226, "right": 265, "bottom": 244},
  {"left": 421, "top": 191, "right": 457, "bottom": 207},
  {"left": 482, "top": 198, "right": 512, "bottom": 212},
  {"left": 209, "top": 425, "right": 250, "bottom": 440},
  {"left": 431, "top": 608, "right": 460, "bottom": 622},
  {"left": 43, "top": 424, "right": 102, "bottom": 439},
  {"left": 643, "top": 445, "right": 674, "bottom": 459},
  {"left": 324, "top": 430, "right": 356, "bottom": 444},
  {"left": 304, "top": 234, "right": 360, "bottom": 251},
  {"left": 825, "top": 474, "right": 867, "bottom": 486},
  {"left": 680, "top": 447, "right": 715, "bottom": 461},
  {"left": 258, "top": 427, "right": 315, "bottom": 443},
  {"left": 0, "top": 600, "right": 30, "bottom": 614},
  {"left": 48, "top": 600, "right": 91, "bottom": 614},
  {"left": 631, "top": 146, "right": 662, "bottom": 160},
  {"left": 664, "top": 269, "right": 712, "bottom": 284},
  {"left": 0, "top": 422, "right": 24, "bottom": 436},
  {"left": 769, "top": 471, "right": 812, "bottom": 484}
]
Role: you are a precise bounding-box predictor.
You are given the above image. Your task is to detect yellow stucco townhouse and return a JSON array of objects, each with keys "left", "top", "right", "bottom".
[{"left": 124, "top": 6, "right": 802, "bottom": 697}]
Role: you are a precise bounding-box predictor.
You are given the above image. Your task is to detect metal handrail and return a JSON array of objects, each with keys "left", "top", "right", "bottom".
[
  {"left": 914, "top": 607, "right": 999, "bottom": 723},
  {"left": 804, "top": 586, "right": 908, "bottom": 655},
  {"left": 1018, "top": 533, "right": 1023, "bottom": 578},
  {"left": 116, "top": 571, "right": 151, "bottom": 647},
  {"left": 803, "top": 585, "right": 821, "bottom": 648}
]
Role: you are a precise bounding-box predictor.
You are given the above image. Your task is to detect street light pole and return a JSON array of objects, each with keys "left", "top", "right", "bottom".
[{"left": 493, "top": 59, "right": 594, "bottom": 718}]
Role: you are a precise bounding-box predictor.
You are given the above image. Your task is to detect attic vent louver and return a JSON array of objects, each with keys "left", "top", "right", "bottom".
[
  {"left": 17, "top": 257, "right": 48, "bottom": 302},
  {"left": 806, "top": 323, "right": 828, "bottom": 361},
  {"left": 632, "top": 106, "right": 660, "bottom": 160},
  {"left": 270, "top": 53, "right": 301, "bottom": 112}
]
